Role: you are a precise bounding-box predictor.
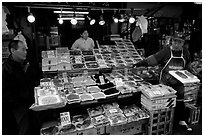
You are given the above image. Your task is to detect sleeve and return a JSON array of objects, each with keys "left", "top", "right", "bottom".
[
  {"left": 71, "top": 40, "right": 78, "bottom": 50},
  {"left": 89, "top": 38, "right": 95, "bottom": 50},
  {"left": 2, "top": 68, "right": 17, "bottom": 105},
  {"left": 150, "top": 47, "right": 169, "bottom": 65},
  {"left": 183, "top": 47, "right": 191, "bottom": 70}
]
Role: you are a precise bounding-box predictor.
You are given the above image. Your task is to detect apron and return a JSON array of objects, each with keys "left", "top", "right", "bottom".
[{"left": 160, "top": 46, "right": 185, "bottom": 86}]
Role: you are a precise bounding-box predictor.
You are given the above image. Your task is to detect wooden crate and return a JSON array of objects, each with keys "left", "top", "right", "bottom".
[
  {"left": 185, "top": 103, "right": 201, "bottom": 125},
  {"left": 142, "top": 106, "right": 175, "bottom": 135}
]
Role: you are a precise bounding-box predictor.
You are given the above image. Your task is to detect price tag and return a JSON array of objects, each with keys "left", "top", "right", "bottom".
[
  {"left": 95, "top": 115, "right": 105, "bottom": 121},
  {"left": 60, "top": 112, "right": 71, "bottom": 127},
  {"left": 75, "top": 56, "right": 82, "bottom": 64},
  {"left": 109, "top": 108, "right": 118, "bottom": 114},
  {"left": 114, "top": 78, "right": 124, "bottom": 87},
  {"left": 99, "top": 76, "right": 105, "bottom": 84}
]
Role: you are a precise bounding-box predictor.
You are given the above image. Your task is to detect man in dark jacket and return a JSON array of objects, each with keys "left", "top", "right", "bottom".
[{"left": 2, "top": 40, "right": 37, "bottom": 134}]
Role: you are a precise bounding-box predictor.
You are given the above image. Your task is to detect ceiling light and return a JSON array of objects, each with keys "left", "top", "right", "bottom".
[
  {"left": 99, "top": 9, "right": 105, "bottom": 25},
  {"left": 27, "top": 7, "right": 35, "bottom": 23},
  {"left": 129, "top": 17, "right": 135, "bottom": 23},
  {"left": 27, "top": 13, "right": 35, "bottom": 23},
  {"left": 99, "top": 16, "right": 105, "bottom": 25},
  {"left": 71, "top": 18, "right": 77, "bottom": 25},
  {"left": 90, "top": 19, "right": 95, "bottom": 25},
  {"left": 58, "top": 9, "right": 63, "bottom": 24},
  {"left": 113, "top": 18, "right": 119, "bottom": 23},
  {"left": 59, "top": 18, "right": 63, "bottom": 24}
]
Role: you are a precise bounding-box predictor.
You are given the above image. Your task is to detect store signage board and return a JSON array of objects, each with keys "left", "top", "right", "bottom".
[{"left": 60, "top": 112, "right": 71, "bottom": 127}]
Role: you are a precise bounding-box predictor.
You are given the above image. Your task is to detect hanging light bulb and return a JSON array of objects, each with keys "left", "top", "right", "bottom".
[
  {"left": 27, "top": 7, "right": 35, "bottom": 23},
  {"left": 129, "top": 17, "right": 135, "bottom": 23},
  {"left": 113, "top": 9, "right": 119, "bottom": 23},
  {"left": 87, "top": 15, "right": 95, "bottom": 25},
  {"left": 59, "top": 18, "right": 63, "bottom": 24},
  {"left": 58, "top": 9, "right": 63, "bottom": 24},
  {"left": 90, "top": 19, "right": 96, "bottom": 25},
  {"left": 129, "top": 8, "right": 135, "bottom": 24},
  {"left": 71, "top": 10, "right": 77, "bottom": 25},
  {"left": 71, "top": 18, "right": 77, "bottom": 25},
  {"left": 113, "top": 18, "right": 119, "bottom": 23},
  {"left": 99, "top": 9, "right": 105, "bottom": 25},
  {"left": 99, "top": 16, "right": 105, "bottom": 25}
]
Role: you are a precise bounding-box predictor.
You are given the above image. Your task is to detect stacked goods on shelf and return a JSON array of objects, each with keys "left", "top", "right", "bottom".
[
  {"left": 98, "top": 39, "right": 143, "bottom": 68},
  {"left": 41, "top": 39, "right": 144, "bottom": 72},
  {"left": 139, "top": 84, "right": 177, "bottom": 111},
  {"left": 56, "top": 47, "right": 72, "bottom": 71},
  {"left": 40, "top": 103, "right": 149, "bottom": 135},
  {"left": 42, "top": 50, "right": 58, "bottom": 71},
  {"left": 169, "top": 70, "right": 200, "bottom": 105},
  {"left": 139, "top": 84, "right": 177, "bottom": 135},
  {"left": 39, "top": 69, "right": 145, "bottom": 106},
  {"left": 30, "top": 78, "right": 66, "bottom": 111}
]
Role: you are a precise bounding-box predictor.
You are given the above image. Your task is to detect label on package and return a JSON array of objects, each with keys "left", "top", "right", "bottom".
[{"left": 60, "top": 112, "right": 71, "bottom": 127}]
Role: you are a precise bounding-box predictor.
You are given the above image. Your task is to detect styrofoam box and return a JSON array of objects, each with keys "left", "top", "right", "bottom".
[
  {"left": 141, "top": 94, "right": 176, "bottom": 111},
  {"left": 42, "top": 57, "right": 57, "bottom": 66},
  {"left": 42, "top": 65, "right": 57, "bottom": 71},
  {"left": 57, "top": 63, "right": 72, "bottom": 71}
]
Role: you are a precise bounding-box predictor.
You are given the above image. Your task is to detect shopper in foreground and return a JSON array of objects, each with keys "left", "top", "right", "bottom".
[
  {"left": 132, "top": 34, "right": 192, "bottom": 131},
  {"left": 71, "top": 29, "right": 95, "bottom": 51},
  {"left": 2, "top": 40, "right": 38, "bottom": 134}
]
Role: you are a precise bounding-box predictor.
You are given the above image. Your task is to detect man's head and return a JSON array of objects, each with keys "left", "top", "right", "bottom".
[
  {"left": 171, "top": 36, "right": 185, "bottom": 51},
  {"left": 80, "top": 29, "right": 89, "bottom": 40},
  {"left": 8, "top": 40, "right": 27, "bottom": 63}
]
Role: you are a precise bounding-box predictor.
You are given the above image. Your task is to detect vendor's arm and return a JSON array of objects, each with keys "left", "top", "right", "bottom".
[
  {"left": 71, "top": 40, "right": 79, "bottom": 50},
  {"left": 133, "top": 47, "right": 168, "bottom": 68}
]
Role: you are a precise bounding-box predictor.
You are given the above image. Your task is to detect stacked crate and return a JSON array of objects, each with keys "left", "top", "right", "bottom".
[
  {"left": 169, "top": 70, "right": 200, "bottom": 105},
  {"left": 139, "top": 84, "right": 177, "bottom": 135},
  {"left": 42, "top": 50, "right": 57, "bottom": 71}
]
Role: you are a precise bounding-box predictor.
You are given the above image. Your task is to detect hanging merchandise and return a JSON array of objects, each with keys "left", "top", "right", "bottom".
[
  {"left": 13, "top": 31, "right": 28, "bottom": 49},
  {"left": 137, "top": 15, "right": 148, "bottom": 36},
  {"left": 2, "top": 6, "right": 10, "bottom": 34},
  {"left": 132, "top": 26, "right": 142, "bottom": 42}
]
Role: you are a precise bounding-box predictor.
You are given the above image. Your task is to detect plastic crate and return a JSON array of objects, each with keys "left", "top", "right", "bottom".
[
  {"left": 142, "top": 106, "right": 175, "bottom": 135},
  {"left": 185, "top": 103, "right": 201, "bottom": 125}
]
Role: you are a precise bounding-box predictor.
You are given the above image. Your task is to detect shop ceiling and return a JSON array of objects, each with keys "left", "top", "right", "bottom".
[
  {"left": 3, "top": 2, "right": 200, "bottom": 21},
  {"left": 4, "top": 2, "right": 195, "bottom": 17}
]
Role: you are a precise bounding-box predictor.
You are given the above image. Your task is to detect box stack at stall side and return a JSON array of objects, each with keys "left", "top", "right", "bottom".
[
  {"left": 169, "top": 70, "right": 200, "bottom": 105},
  {"left": 139, "top": 84, "right": 177, "bottom": 135}
]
